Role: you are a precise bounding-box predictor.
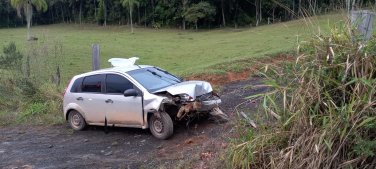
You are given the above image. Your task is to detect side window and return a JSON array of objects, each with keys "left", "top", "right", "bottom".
[
  {"left": 70, "top": 77, "right": 83, "bottom": 93},
  {"left": 82, "top": 75, "right": 102, "bottom": 93},
  {"left": 106, "top": 74, "right": 134, "bottom": 94}
]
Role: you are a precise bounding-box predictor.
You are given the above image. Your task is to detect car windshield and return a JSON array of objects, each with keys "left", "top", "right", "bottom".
[{"left": 127, "top": 67, "right": 183, "bottom": 92}]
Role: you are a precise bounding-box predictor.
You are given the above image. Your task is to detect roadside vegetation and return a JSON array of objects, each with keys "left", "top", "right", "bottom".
[
  {"left": 228, "top": 13, "right": 376, "bottom": 168},
  {"left": 0, "top": 37, "right": 65, "bottom": 125}
]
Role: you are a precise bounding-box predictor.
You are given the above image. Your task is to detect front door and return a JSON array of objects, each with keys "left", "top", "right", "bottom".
[{"left": 103, "top": 74, "right": 143, "bottom": 126}]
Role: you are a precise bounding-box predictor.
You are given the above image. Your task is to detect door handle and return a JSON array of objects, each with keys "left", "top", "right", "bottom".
[
  {"left": 76, "top": 97, "right": 83, "bottom": 101},
  {"left": 105, "top": 99, "right": 113, "bottom": 103}
]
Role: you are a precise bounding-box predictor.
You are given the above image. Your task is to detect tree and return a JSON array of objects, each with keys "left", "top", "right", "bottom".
[
  {"left": 78, "top": 0, "right": 82, "bottom": 24},
  {"left": 98, "top": 0, "right": 107, "bottom": 25},
  {"left": 137, "top": 0, "right": 141, "bottom": 25},
  {"left": 184, "top": 2, "right": 215, "bottom": 31},
  {"left": 10, "top": 0, "right": 48, "bottom": 40},
  {"left": 0, "top": 42, "right": 23, "bottom": 73},
  {"left": 123, "top": 0, "right": 139, "bottom": 33},
  {"left": 181, "top": 0, "right": 189, "bottom": 30},
  {"left": 139, "top": 0, "right": 147, "bottom": 27},
  {"left": 221, "top": 0, "right": 225, "bottom": 27}
]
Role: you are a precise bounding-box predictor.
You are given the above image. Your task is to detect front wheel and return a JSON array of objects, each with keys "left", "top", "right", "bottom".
[
  {"left": 68, "top": 110, "right": 87, "bottom": 131},
  {"left": 149, "top": 112, "right": 173, "bottom": 140}
]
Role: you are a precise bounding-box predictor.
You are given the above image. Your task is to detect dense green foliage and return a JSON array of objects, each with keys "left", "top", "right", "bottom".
[
  {"left": 0, "top": 0, "right": 371, "bottom": 29},
  {"left": 184, "top": 1, "right": 216, "bottom": 31}
]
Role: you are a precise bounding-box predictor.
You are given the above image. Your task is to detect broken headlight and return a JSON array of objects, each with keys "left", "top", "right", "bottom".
[{"left": 180, "top": 94, "right": 194, "bottom": 102}]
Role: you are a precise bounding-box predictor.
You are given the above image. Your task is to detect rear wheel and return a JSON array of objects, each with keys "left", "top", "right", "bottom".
[
  {"left": 149, "top": 112, "right": 173, "bottom": 139},
  {"left": 68, "top": 110, "right": 87, "bottom": 131}
]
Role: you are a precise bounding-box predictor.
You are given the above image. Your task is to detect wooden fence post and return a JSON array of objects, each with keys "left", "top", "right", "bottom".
[
  {"left": 351, "top": 10, "right": 375, "bottom": 40},
  {"left": 50, "top": 75, "right": 54, "bottom": 84},
  {"left": 92, "top": 44, "right": 100, "bottom": 71}
]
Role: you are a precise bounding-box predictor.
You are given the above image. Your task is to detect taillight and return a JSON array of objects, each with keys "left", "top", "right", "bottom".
[{"left": 63, "top": 77, "right": 73, "bottom": 97}]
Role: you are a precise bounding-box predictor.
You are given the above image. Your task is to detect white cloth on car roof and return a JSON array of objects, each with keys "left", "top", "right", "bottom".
[{"left": 108, "top": 57, "right": 139, "bottom": 67}]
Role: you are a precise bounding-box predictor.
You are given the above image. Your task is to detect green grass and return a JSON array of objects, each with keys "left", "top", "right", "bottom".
[{"left": 0, "top": 13, "right": 345, "bottom": 84}]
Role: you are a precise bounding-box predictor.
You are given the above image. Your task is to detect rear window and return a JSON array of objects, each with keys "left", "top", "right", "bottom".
[
  {"left": 70, "top": 77, "right": 83, "bottom": 93},
  {"left": 82, "top": 75, "right": 102, "bottom": 93}
]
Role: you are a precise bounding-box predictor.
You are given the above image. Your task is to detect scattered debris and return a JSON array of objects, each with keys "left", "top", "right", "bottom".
[
  {"left": 84, "top": 139, "right": 88, "bottom": 142},
  {"left": 240, "top": 111, "right": 257, "bottom": 128},
  {"left": 48, "top": 145, "right": 53, "bottom": 148},
  {"left": 111, "top": 142, "right": 118, "bottom": 146},
  {"left": 210, "top": 107, "right": 229, "bottom": 121},
  {"left": 141, "top": 140, "right": 146, "bottom": 143},
  {"left": 200, "top": 152, "right": 213, "bottom": 161},
  {"left": 21, "top": 165, "right": 33, "bottom": 169},
  {"left": 101, "top": 150, "right": 105, "bottom": 153},
  {"left": 268, "top": 108, "right": 281, "bottom": 120},
  {"left": 134, "top": 135, "right": 141, "bottom": 138},
  {"left": 105, "top": 151, "right": 113, "bottom": 156},
  {"left": 157, "top": 144, "right": 163, "bottom": 149},
  {"left": 184, "top": 138, "right": 194, "bottom": 144}
]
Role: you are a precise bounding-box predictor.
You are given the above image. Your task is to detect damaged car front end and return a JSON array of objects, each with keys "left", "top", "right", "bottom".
[
  {"left": 128, "top": 68, "right": 228, "bottom": 126},
  {"left": 155, "top": 83, "right": 227, "bottom": 122}
]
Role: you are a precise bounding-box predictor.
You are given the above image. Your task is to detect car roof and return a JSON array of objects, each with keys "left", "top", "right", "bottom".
[{"left": 74, "top": 65, "right": 153, "bottom": 78}]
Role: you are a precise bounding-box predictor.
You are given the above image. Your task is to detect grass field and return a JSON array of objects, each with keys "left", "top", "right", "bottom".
[{"left": 0, "top": 13, "right": 345, "bottom": 83}]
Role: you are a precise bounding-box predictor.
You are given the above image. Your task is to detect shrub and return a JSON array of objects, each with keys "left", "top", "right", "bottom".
[{"left": 0, "top": 41, "right": 23, "bottom": 74}]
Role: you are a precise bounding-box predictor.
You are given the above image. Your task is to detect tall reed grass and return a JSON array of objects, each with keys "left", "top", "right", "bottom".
[{"left": 228, "top": 13, "right": 376, "bottom": 168}]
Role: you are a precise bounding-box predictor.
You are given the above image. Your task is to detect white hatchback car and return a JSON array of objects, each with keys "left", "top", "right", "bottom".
[{"left": 63, "top": 59, "right": 226, "bottom": 139}]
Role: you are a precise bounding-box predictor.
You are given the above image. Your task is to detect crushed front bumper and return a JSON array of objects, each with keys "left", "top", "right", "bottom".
[{"left": 199, "top": 99, "right": 222, "bottom": 111}]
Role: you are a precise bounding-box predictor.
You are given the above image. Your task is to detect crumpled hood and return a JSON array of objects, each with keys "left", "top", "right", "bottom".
[{"left": 152, "top": 81, "right": 213, "bottom": 98}]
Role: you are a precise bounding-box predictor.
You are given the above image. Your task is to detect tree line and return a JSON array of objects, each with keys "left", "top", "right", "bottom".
[{"left": 0, "top": 0, "right": 371, "bottom": 30}]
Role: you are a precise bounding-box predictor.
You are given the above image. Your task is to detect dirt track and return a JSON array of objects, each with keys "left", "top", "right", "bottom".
[{"left": 0, "top": 76, "right": 269, "bottom": 169}]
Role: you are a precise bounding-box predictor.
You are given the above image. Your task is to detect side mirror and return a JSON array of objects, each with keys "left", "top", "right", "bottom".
[{"left": 124, "top": 89, "right": 138, "bottom": 97}]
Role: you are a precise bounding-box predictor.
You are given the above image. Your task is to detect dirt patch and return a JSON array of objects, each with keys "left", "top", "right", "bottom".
[
  {"left": 184, "top": 70, "right": 254, "bottom": 86},
  {"left": 184, "top": 54, "right": 294, "bottom": 86}
]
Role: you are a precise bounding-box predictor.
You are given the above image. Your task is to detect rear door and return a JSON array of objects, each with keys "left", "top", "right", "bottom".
[
  {"left": 77, "top": 74, "right": 106, "bottom": 123},
  {"left": 104, "top": 73, "right": 144, "bottom": 126}
]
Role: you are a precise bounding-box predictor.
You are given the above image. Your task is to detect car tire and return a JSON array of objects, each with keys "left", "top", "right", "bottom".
[
  {"left": 68, "top": 110, "right": 87, "bottom": 131},
  {"left": 149, "top": 112, "right": 173, "bottom": 140}
]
